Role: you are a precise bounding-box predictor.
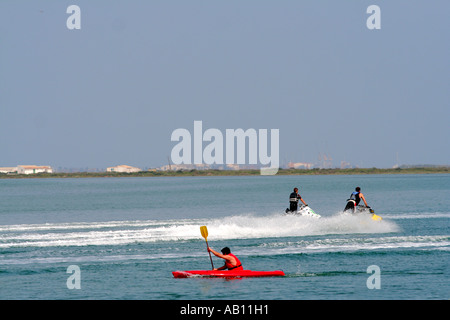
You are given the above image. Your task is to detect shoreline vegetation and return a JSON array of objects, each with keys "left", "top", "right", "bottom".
[{"left": 1, "top": 166, "right": 448, "bottom": 179}]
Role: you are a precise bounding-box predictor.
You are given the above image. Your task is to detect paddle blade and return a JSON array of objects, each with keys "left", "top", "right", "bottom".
[
  {"left": 200, "top": 225, "right": 214, "bottom": 269},
  {"left": 200, "top": 226, "right": 208, "bottom": 239}
]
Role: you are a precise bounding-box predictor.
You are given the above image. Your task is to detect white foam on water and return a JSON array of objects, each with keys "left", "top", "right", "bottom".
[
  {"left": 253, "top": 235, "right": 450, "bottom": 256},
  {"left": 0, "top": 219, "right": 177, "bottom": 233},
  {"left": 0, "top": 213, "right": 400, "bottom": 248},
  {"left": 205, "top": 212, "right": 400, "bottom": 240},
  {"left": 383, "top": 212, "right": 449, "bottom": 220},
  {"left": 2, "top": 213, "right": 448, "bottom": 266}
]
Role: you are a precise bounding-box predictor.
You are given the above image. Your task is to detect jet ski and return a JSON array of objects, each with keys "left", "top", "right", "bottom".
[
  {"left": 285, "top": 204, "right": 321, "bottom": 218},
  {"left": 355, "top": 205, "right": 374, "bottom": 214},
  {"left": 345, "top": 205, "right": 382, "bottom": 221}
]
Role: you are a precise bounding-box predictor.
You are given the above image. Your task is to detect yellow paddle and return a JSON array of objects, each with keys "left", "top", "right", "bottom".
[{"left": 200, "top": 226, "right": 214, "bottom": 270}]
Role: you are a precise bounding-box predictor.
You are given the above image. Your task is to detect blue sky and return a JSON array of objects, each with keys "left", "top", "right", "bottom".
[{"left": 1, "top": 1, "right": 449, "bottom": 169}]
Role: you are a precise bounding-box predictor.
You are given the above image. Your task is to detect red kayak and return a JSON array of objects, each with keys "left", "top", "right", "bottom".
[{"left": 172, "top": 269, "right": 285, "bottom": 278}]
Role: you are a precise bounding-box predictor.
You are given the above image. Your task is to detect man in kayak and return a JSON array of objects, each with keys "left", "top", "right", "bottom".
[
  {"left": 285, "top": 187, "right": 308, "bottom": 213},
  {"left": 344, "top": 187, "right": 370, "bottom": 213},
  {"left": 207, "top": 247, "right": 243, "bottom": 271}
]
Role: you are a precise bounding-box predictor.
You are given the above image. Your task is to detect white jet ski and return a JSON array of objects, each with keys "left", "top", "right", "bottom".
[{"left": 285, "top": 205, "right": 321, "bottom": 218}]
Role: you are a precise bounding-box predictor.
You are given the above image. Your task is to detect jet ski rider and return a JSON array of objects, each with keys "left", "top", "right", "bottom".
[
  {"left": 344, "top": 187, "right": 370, "bottom": 213},
  {"left": 286, "top": 187, "right": 308, "bottom": 213}
]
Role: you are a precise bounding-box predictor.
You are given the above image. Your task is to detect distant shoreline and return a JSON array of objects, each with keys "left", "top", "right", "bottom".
[{"left": 1, "top": 166, "right": 448, "bottom": 179}]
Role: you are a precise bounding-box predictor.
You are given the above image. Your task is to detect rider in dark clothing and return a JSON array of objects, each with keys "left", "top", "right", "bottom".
[
  {"left": 286, "top": 187, "right": 308, "bottom": 213},
  {"left": 344, "top": 187, "right": 369, "bottom": 213}
]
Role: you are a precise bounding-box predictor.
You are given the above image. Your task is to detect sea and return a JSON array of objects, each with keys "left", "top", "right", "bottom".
[{"left": 0, "top": 174, "right": 448, "bottom": 301}]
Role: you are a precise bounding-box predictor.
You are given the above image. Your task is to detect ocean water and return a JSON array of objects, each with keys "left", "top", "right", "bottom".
[{"left": 0, "top": 174, "right": 448, "bottom": 300}]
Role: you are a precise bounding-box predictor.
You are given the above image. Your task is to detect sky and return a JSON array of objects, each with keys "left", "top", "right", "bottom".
[{"left": 1, "top": 1, "right": 449, "bottom": 169}]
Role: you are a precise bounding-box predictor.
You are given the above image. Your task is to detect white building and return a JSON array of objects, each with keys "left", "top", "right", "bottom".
[
  {"left": 157, "top": 164, "right": 211, "bottom": 171},
  {"left": 0, "top": 167, "right": 18, "bottom": 174},
  {"left": 17, "top": 165, "right": 53, "bottom": 174},
  {"left": 106, "top": 165, "right": 142, "bottom": 173},
  {"left": 287, "top": 162, "right": 314, "bottom": 169}
]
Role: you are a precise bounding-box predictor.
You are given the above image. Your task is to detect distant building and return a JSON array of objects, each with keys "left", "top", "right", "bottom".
[
  {"left": 0, "top": 167, "right": 18, "bottom": 174},
  {"left": 225, "top": 164, "right": 240, "bottom": 170},
  {"left": 157, "top": 164, "right": 211, "bottom": 171},
  {"left": 287, "top": 162, "right": 314, "bottom": 169},
  {"left": 106, "top": 165, "right": 142, "bottom": 173},
  {"left": 17, "top": 165, "right": 53, "bottom": 174}
]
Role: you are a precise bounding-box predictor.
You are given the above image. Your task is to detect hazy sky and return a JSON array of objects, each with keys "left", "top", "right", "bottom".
[{"left": 1, "top": 1, "right": 449, "bottom": 169}]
